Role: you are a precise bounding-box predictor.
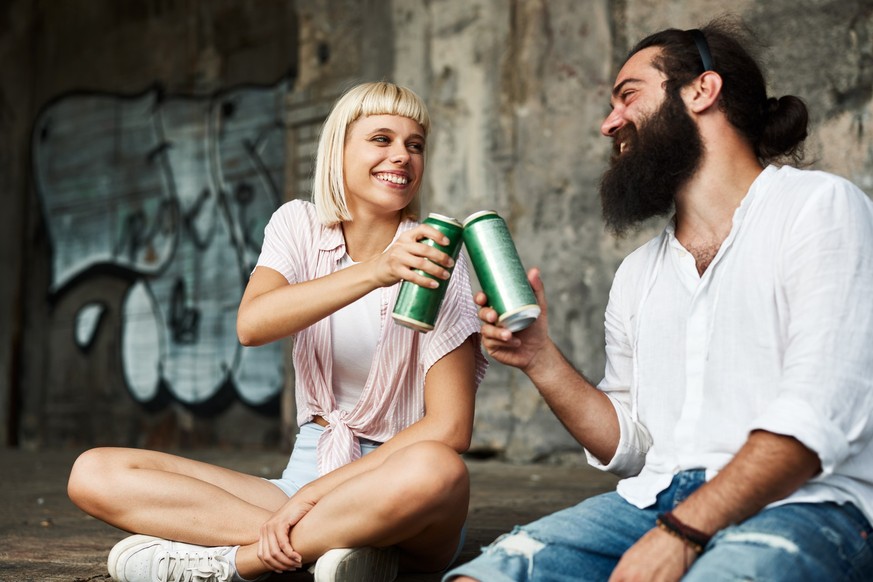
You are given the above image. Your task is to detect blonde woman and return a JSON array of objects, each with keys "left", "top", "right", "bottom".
[{"left": 68, "top": 81, "right": 487, "bottom": 582}]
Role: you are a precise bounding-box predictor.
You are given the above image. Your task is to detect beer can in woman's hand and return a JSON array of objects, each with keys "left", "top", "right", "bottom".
[
  {"left": 462, "top": 210, "right": 540, "bottom": 332},
  {"left": 392, "top": 213, "right": 465, "bottom": 332}
]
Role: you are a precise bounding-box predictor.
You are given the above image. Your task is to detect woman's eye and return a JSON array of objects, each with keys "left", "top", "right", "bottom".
[
  {"left": 408, "top": 142, "right": 425, "bottom": 153},
  {"left": 372, "top": 135, "right": 390, "bottom": 144}
]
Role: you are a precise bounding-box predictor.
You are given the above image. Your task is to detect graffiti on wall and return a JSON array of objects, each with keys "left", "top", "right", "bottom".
[{"left": 32, "top": 80, "right": 290, "bottom": 414}]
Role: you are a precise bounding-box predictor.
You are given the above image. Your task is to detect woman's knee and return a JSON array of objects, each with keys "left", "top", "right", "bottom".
[
  {"left": 68, "top": 448, "right": 110, "bottom": 501},
  {"left": 382, "top": 441, "right": 469, "bottom": 507},
  {"left": 67, "top": 447, "right": 130, "bottom": 512},
  {"left": 401, "top": 441, "right": 468, "bottom": 488}
]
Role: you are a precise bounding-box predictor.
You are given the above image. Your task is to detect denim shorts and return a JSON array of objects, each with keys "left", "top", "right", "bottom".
[
  {"left": 444, "top": 469, "right": 873, "bottom": 582},
  {"left": 268, "top": 422, "right": 381, "bottom": 496}
]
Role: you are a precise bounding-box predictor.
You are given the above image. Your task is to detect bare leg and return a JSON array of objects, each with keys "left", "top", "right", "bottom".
[
  {"left": 71, "top": 442, "right": 471, "bottom": 579},
  {"left": 241, "top": 440, "right": 471, "bottom": 574},
  {"left": 67, "top": 447, "right": 289, "bottom": 546}
]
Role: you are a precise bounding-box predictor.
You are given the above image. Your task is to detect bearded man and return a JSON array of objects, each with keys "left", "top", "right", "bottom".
[{"left": 445, "top": 18, "right": 873, "bottom": 582}]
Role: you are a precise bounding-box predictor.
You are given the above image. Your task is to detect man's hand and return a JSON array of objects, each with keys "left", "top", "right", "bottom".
[
  {"left": 609, "top": 527, "right": 698, "bottom": 582},
  {"left": 479, "top": 266, "right": 622, "bottom": 462},
  {"left": 609, "top": 431, "right": 821, "bottom": 581},
  {"left": 476, "top": 267, "right": 552, "bottom": 373}
]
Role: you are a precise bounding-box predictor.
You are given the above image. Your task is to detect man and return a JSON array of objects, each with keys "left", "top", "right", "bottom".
[{"left": 444, "top": 18, "right": 873, "bottom": 582}]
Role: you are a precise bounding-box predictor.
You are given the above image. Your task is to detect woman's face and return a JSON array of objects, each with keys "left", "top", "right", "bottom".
[{"left": 342, "top": 114, "right": 426, "bottom": 218}]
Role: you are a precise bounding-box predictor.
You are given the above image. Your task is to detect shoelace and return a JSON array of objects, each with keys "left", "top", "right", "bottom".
[{"left": 155, "top": 550, "right": 233, "bottom": 582}]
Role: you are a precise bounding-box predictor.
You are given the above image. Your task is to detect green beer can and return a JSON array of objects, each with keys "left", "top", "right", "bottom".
[
  {"left": 391, "top": 213, "right": 465, "bottom": 332},
  {"left": 462, "top": 210, "right": 540, "bottom": 332}
]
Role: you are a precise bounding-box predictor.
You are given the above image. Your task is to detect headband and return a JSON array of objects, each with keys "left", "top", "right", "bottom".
[{"left": 688, "top": 29, "right": 714, "bottom": 72}]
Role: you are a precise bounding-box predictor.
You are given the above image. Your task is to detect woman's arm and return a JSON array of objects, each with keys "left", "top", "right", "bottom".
[
  {"left": 256, "top": 337, "right": 478, "bottom": 570},
  {"left": 237, "top": 223, "right": 456, "bottom": 346},
  {"left": 296, "top": 335, "right": 477, "bottom": 498},
  {"left": 237, "top": 263, "right": 384, "bottom": 346}
]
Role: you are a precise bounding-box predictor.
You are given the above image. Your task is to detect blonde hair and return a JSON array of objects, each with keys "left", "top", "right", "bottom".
[{"left": 313, "top": 81, "right": 431, "bottom": 226}]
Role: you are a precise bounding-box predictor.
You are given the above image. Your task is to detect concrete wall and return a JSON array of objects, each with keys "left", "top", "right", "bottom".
[
  {"left": 2, "top": 0, "right": 871, "bottom": 461},
  {"left": 388, "top": 0, "right": 873, "bottom": 462}
]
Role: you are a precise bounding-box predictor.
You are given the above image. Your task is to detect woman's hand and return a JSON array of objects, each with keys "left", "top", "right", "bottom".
[
  {"left": 370, "top": 224, "right": 455, "bottom": 288},
  {"left": 257, "top": 496, "right": 313, "bottom": 573}
]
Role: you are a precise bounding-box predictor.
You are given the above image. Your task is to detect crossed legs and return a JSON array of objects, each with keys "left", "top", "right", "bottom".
[{"left": 68, "top": 440, "right": 469, "bottom": 578}]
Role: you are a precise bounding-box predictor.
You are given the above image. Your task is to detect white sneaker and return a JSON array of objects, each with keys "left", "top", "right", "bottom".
[
  {"left": 312, "top": 546, "right": 399, "bottom": 582},
  {"left": 107, "top": 534, "right": 237, "bottom": 582}
]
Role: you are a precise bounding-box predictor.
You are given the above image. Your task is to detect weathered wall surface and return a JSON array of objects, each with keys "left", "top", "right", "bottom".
[
  {"left": 0, "top": 0, "right": 37, "bottom": 448},
  {"left": 2, "top": 0, "right": 871, "bottom": 462},
  {"left": 389, "top": 0, "right": 873, "bottom": 461},
  {"left": 5, "top": 0, "right": 303, "bottom": 450}
]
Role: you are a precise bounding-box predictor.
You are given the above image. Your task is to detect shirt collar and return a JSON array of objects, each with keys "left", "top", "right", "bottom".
[
  {"left": 317, "top": 217, "right": 419, "bottom": 258},
  {"left": 663, "top": 166, "right": 772, "bottom": 245},
  {"left": 318, "top": 222, "right": 345, "bottom": 254}
]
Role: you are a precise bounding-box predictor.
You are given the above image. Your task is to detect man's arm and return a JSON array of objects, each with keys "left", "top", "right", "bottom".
[
  {"left": 609, "top": 430, "right": 821, "bottom": 582},
  {"left": 672, "top": 429, "right": 821, "bottom": 533},
  {"left": 475, "top": 268, "right": 621, "bottom": 463},
  {"left": 522, "top": 339, "right": 621, "bottom": 465}
]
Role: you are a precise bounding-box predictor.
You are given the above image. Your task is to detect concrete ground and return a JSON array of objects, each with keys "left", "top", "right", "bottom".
[{"left": 0, "top": 448, "right": 618, "bottom": 582}]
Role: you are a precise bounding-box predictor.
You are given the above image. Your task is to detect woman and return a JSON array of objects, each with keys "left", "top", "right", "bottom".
[{"left": 67, "top": 81, "right": 487, "bottom": 582}]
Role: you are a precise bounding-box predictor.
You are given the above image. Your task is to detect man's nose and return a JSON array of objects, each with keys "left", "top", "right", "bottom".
[{"left": 601, "top": 108, "right": 624, "bottom": 137}]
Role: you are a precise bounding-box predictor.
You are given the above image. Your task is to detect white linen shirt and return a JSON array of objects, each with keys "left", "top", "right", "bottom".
[
  {"left": 589, "top": 165, "right": 873, "bottom": 525},
  {"left": 255, "top": 200, "right": 487, "bottom": 475}
]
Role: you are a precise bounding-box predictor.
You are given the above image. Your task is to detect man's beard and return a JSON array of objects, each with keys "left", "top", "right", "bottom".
[{"left": 599, "top": 91, "right": 703, "bottom": 237}]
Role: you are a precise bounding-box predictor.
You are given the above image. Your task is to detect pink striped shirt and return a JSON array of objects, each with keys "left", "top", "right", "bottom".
[{"left": 256, "top": 200, "right": 488, "bottom": 475}]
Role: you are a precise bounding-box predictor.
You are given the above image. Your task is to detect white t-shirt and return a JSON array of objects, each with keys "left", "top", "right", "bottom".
[{"left": 329, "top": 254, "right": 381, "bottom": 412}]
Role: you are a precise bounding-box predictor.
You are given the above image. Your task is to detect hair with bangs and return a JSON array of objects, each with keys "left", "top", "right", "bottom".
[{"left": 313, "top": 81, "right": 431, "bottom": 226}]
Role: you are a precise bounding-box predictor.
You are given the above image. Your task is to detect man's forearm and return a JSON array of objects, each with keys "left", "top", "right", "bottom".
[
  {"left": 524, "top": 341, "right": 621, "bottom": 464},
  {"left": 672, "top": 430, "right": 822, "bottom": 535}
]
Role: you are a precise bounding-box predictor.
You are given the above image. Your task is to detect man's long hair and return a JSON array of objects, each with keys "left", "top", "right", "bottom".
[{"left": 630, "top": 16, "right": 809, "bottom": 166}]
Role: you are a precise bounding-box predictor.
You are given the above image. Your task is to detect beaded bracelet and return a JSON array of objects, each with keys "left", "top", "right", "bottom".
[{"left": 655, "top": 511, "right": 712, "bottom": 554}]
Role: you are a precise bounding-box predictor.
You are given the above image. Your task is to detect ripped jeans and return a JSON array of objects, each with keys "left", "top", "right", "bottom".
[{"left": 443, "top": 470, "right": 873, "bottom": 582}]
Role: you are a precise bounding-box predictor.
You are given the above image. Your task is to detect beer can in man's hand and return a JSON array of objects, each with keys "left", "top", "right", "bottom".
[
  {"left": 391, "top": 213, "right": 465, "bottom": 332},
  {"left": 462, "top": 210, "right": 540, "bottom": 332}
]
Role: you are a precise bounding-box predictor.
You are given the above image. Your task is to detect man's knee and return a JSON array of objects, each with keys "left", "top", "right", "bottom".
[{"left": 686, "top": 518, "right": 867, "bottom": 582}]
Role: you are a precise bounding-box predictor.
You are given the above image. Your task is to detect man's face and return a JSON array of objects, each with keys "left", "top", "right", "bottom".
[{"left": 599, "top": 48, "right": 703, "bottom": 236}]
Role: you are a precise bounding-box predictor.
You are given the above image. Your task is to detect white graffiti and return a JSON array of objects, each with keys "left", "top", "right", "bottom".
[{"left": 32, "top": 81, "right": 290, "bottom": 412}]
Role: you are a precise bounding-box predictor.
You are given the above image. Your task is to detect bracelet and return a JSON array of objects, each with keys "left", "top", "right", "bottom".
[{"left": 655, "top": 511, "right": 712, "bottom": 554}]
